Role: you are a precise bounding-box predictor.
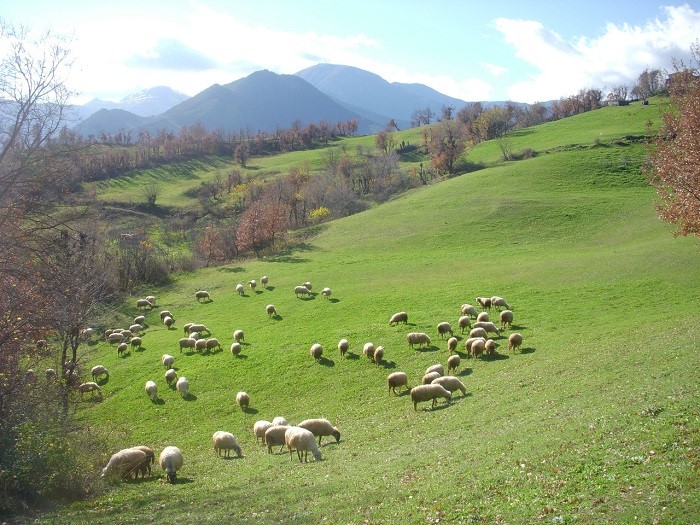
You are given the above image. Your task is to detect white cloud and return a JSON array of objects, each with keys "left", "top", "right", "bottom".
[{"left": 495, "top": 4, "right": 700, "bottom": 103}]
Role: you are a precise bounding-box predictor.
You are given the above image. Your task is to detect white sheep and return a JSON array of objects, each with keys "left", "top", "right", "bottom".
[
  {"left": 458, "top": 316, "right": 471, "bottom": 334},
  {"left": 117, "top": 342, "right": 129, "bottom": 356},
  {"left": 130, "top": 336, "right": 142, "bottom": 350},
  {"left": 120, "top": 329, "right": 134, "bottom": 339},
  {"left": 80, "top": 327, "right": 96, "bottom": 341},
  {"left": 298, "top": 418, "right": 341, "bottom": 444},
  {"left": 205, "top": 338, "right": 221, "bottom": 351},
  {"left": 469, "top": 327, "right": 488, "bottom": 339},
  {"left": 303, "top": 281, "right": 312, "bottom": 291},
  {"left": 432, "top": 375, "right": 467, "bottom": 396},
  {"left": 476, "top": 312, "right": 490, "bottom": 323},
  {"left": 387, "top": 371, "right": 408, "bottom": 395},
  {"left": 491, "top": 296, "right": 510, "bottom": 310},
  {"left": 162, "top": 354, "right": 175, "bottom": 368},
  {"left": 78, "top": 382, "right": 102, "bottom": 399},
  {"left": 236, "top": 391, "right": 250, "bottom": 411},
  {"left": 195, "top": 290, "right": 210, "bottom": 302},
  {"left": 129, "top": 323, "right": 144, "bottom": 334},
  {"left": 464, "top": 337, "right": 486, "bottom": 355},
  {"left": 129, "top": 445, "right": 155, "bottom": 478},
  {"left": 183, "top": 322, "right": 194, "bottom": 335},
  {"left": 236, "top": 283, "right": 245, "bottom": 295},
  {"left": 476, "top": 297, "right": 492, "bottom": 310},
  {"left": 160, "top": 310, "right": 173, "bottom": 321},
  {"left": 188, "top": 323, "right": 210, "bottom": 335},
  {"left": 373, "top": 346, "right": 384, "bottom": 365},
  {"left": 447, "top": 354, "right": 460, "bottom": 373},
  {"left": 233, "top": 329, "right": 244, "bottom": 343},
  {"left": 285, "top": 426, "right": 322, "bottom": 463},
  {"left": 473, "top": 321, "right": 501, "bottom": 337},
  {"left": 107, "top": 332, "right": 125, "bottom": 344},
  {"left": 195, "top": 338, "right": 207, "bottom": 353},
  {"left": 508, "top": 333, "right": 523, "bottom": 352},
  {"left": 321, "top": 287, "right": 332, "bottom": 299},
  {"left": 294, "top": 285, "right": 311, "bottom": 297},
  {"left": 136, "top": 298, "right": 153, "bottom": 309},
  {"left": 272, "top": 416, "right": 289, "bottom": 426},
  {"left": 101, "top": 448, "right": 148, "bottom": 481},
  {"left": 406, "top": 332, "right": 431, "bottom": 348},
  {"left": 410, "top": 384, "right": 452, "bottom": 411},
  {"left": 485, "top": 339, "right": 497, "bottom": 355},
  {"left": 389, "top": 311, "right": 408, "bottom": 325},
  {"left": 260, "top": 275, "right": 269, "bottom": 287},
  {"left": 133, "top": 316, "right": 146, "bottom": 326},
  {"left": 176, "top": 377, "right": 189, "bottom": 398},
  {"left": 145, "top": 380, "right": 158, "bottom": 401},
  {"left": 362, "top": 342, "right": 376, "bottom": 361},
  {"left": 437, "top": 321, "right": 453, "bottom": 338},
  {"left": 159, "top": 446, "right": 183, "bottom": 483},
  {"left": 212, "top": 431, "right": 243, "bottom": 458},
  {"left": 45, "top": 368, "right": 57, "bottom": 382},
  {"left": 310, "top": 343, "right": 323, "bottom": 360},
  {"left": 426, "top": 363, "right": 444, "bottom": 376},
  {"left": 249, "top": 279, "right": 257, "bottom": 290},
  {"left": 165, "top": 368, "right": 178, "bottom": 385},
  {"left": 91, "top": 365, "right": 108, "bottom": 382},
  {"left": 471, "top": 338, "right": 486, "bottom": 357},
  {"left": 230, "top": 342, "right": 242, "bottom": 357},
  {"left": 146, "top": 295, "right": 156, "bottom": 306},
  {"left": 264, "top": 425, "right": 289, "bottom": 454},
  {"left": 422, "top": 371, "right": 441, "bottom": 385},
  {"left": 500, "top": 310, "right": 514, "bottom": 330},
  {"left": 163, "top": 316, "right": 175, "bottom": 329},
  {"left": 460, "top": 304, "right": 479, "bottom": 318},
  {"left": 338, "top": 338, "right": 349, "bottom": 357},
  {"left": 266, "top": 304, "right": 277, "bottom": 317},
  {"left": 179, "top": 337, "right": 195, "bottom": 352},
  {"left": 447, "top": 337, "right": 458, "bottom": 353},
  {"left": 253, "top": 420, "right": 273, "bottom": 444}
]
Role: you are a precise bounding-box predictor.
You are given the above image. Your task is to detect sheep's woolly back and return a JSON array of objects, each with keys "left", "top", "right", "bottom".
[
  {"left": 145, "top": 380, "right": 158, "bottom": 401},
  {"left": 389, "top": 311, "right": 408, "bottom": 325},
  {"left": 508, "top": 333, "right": 523, "bottom": 351},
  {"left": 285, "top": 426, "right": 322, "bottom": 462},
  {"left": 432, "top": 375, "right": 467, "bottom": 395},
  {"left": 264, "top": 425, "right": 290, "bottom": 453},
  {"left": 387, "top": 371, "right": 408, "bottom": 394},
  {"left": 410, "top": 384, "right": 452, "bottom": 410},
  {"left": 159, "top": 446, "right": 183, "bottom": 483},
  {"left": 253, "top": 420, "right": 273, "bottom": 443},
  {"left": 338, "top": 338, "right": 349, "bottom": 356},
  {"left": 236, "top": 391, "right": 250, "bottom": 410},
  {"left": 176, "top": 377, "right": 189, "bottom": 397},
  {"left": 298, "top": 418, "right": 341, "bottom": 444},
  {"left": 212, "top": 431, "right": 243, "bottom": 458},
  {"left": 102, "top": 448, "right": 148, "bottom": 480},
  {"left": 272, "top": 416, "right": 289, "bottom": 426}
]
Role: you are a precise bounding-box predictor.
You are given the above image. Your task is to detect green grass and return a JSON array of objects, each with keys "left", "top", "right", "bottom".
[{"left": 35, "top": 101, "right": 700, "bottom": 525}]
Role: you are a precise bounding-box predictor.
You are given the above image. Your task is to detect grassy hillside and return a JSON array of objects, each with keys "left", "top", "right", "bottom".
[{"left": 37, "top": 100, "right": 699, "bottom": 525}]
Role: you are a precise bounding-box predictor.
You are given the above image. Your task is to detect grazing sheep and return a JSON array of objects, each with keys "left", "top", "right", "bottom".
[
  {"left": 476, "top": 297, "right": 492, "bottom": 310},
  {"left": 120, "top": 329, "right": 134, "bottom": 339},
  {"left": 78, "top": 382, "right": 102, "bottom": 399},
  {"left": 253, "top": 420, "right": 273, "bottom": 444},
  {"left": 145, "top": 380, "right": 158, "bottom": 401},
  {"left": 205, "top": 338, "right": 221, "bottom": 351},
  {"left": 458, "top": 316, "right": 471, "bottom": 334},
  {"left": 410, "top": 384, "right": 452, "bottom": 411},
  {"left": 362, "top": 342, "right": 376, "bottom": 361},
  {"left": 162, "top": 354, "right": 175, "bottom": 368},
  {"left": 236, "top": 283, "right": 245, "bottom": 295},
  {"left": 469, "top": 327, "right": 488, "bottom": 339},
  {"left": 136, "top": 298, "right": 153, "bottom": 309},
  {"left": 91, "top": 365, "right": 108, "bottom": 382},
  {"left": 233, "top": 329, "right": 244, "bottom": 343},
  {"left": 387, "top": 371, "right": 408, "bottom": 394},
  {"left": 373, "top": 346, "right": 384, "bottom": 365},
  {"left": 212, "top": 431, "right": 243, "bottom": 458},
  {"left": 310, "top": 343, "right": 323, "bottom": 360},
  {"left": 476, "top": 312, "right": 490, "bottom": 323},
  {"left": 298, "top": 418, "right": 341, "bottom": 445},
  {"left": 195, "top": 290, "right": 210, "bottom": 302},
  {"left": 248, "top": 280, "right": 257, "bottom": 291},
  {"left": 406, "top": 332, "right": 431, "bottom": 348},
  {"left": 188, "top": 324, "right": 210, "bottom": 335},
  {"left": 133, "top": 316, "right": 146, "bottom": 326},
  {"left": 447, "top": 337, "right": 458, "bottom": 353},
  {"left": 447, "top": 354, "right": 460, "bottom": 373},
  {"left": 159, "top": 446, "right": 183, "bottom": 483},
  {"left": 230, "top": 342, "right": 242, "bottom": 356},
  {"left": 101, "top": 448, "right": 148, "bottom": 481},
  {"left": 117, "top": 342, "right": 128, "bottom": 356},
  {"left": 189, "top": 332, "right": 201, "bottom": 341},
  {"left": 165, "top": 368, "right": 178, "bottom": 385},
  {"left": 491, "top": 296, "right": 509, "bottom": 310},
  {"left": 130, "top": 445, "right": 155, "bottom": 478},
  {"left": 107, "top": 332, "right": 125, "bottom": 344},
  {"left": 500, "top": 310, "right": 514, "bottom": 330},
  {"left": 264, "top": 425, "right": 289, "bottom": 454},
  {"left": 266, "top": 304, "right": 277, "bottom": 317},
  {"left": 146, "top": 295, "right": 156, "bottom": 306},
  {"left": 183, "top": 322, "right": 194, "bottom": 335},
  {"left": 303, "top": 282, "right": 312, "bottom": 291},
  {"left": 321, "top": 287, "right": 332, "bottom": 299},
  {"left": 195, "top": 338, "right": 207, "bottom": 353},
  {"left": 464, "top": 337, "right": 486, "bottom": 356},
  {"left": 294, "top": 285, "right": 311, "bottom": 298},
  {"left": 485, "top": 339, "right": 496, "bottom": 355},
  {"left": 260, "top": 275, "right": 269, "bottom": 287},
  {"left": 130, "top": 336, "right": 142, "bottom": 350},
  {"left": 508, "top": 333, "right": 523, "bottom": 352},
  {"left": 473, "top": 321, "right": 501, "bottom": 337},
  {"left": 176, "top": 377, "right": 189, "bottom": 398},
  {"left": 272, "top": 416, "right": 289, "bottom": 426},
  {"left": 460, "top": 304, "right": 479, "bottom": 318},
  {"left": 80, "top": 327, "right": 96, "bottom": 341},
  {"left": 164, "top": 316, "right": 175, "bottom": 329},
  {"left": 471, "top": 338, "right": 486, "bottom": 357},
  {"left": 45, "top": 368, "right": 57, "bottom": 382},
  {"left": 432, "top": 375, "right": 467, "bottom": 396},
  {"left": 179, "top": 337, "right": 195, "bottom": 352},
  {"left": 388, "top": 311, "right": 408, "bottom": 326},
  {"left": 129, "top": 323, "right": 144, "bottom": 334},
  {"left": 422, "top": 371, "right": 441, "bottom": 385},
  {"left": 426, "top": 364, "right": 445, "bottom": 376},
  {"left": 338, "top": 338, "right": 349, "bottom": 357},
  {"left": 285, "top": 426, "right": 322, "bottom": 463},
  {"left": 160, "top": 310, "right": 173, "bottom": 321},
  {"left": 236, "top": 391, "right": 250, "bottom": 411},
  {"left": 437, "top": 322, "right": 453, "bottom": 339},
  {"left": 26, "top": 369, "right": 37, "bottom": 383}
]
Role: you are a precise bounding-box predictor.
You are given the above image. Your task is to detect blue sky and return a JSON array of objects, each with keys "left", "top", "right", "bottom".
[{"left": 2, "top": 0, "right": 699, "bottom": 104}]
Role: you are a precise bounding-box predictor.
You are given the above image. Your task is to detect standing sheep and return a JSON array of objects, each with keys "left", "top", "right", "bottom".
[
  {"left": 460, "top": 304, "right": 479, "bottom": 318},
  {"left": 205, "top": 338, "right": 221, "bottom": 352},
  {"left": 101, "top": 448, "right": 148, "bottom": 481},
  {"left": 389, "top": 311, "right": 408, "bottom": 325},
  {"left": 476, "top": 297, "right": 492, "bottom": 310},
  {"left": 260, "top": 275, "right": 269, "bottom": 287},
  {"left": 476, "top": 312, "right": 490, "bottom": 323},
  {"left": 422, "top": 371, "right": 441, "bottom": 385},
  {"left": 447, "top": 337, "right": 458, "bottom": 354},
  {"left": 195, "top": 290, "right": 210, "bottom": 302},
  {"left": 163, "top": 316, "right": 175, "bottom": 329},
  {"left": 310, "top": 343, "right": 323, "bottom": 360},
  {"left": 303, "top": 281, "right": 313, "bottom": 291},
  {"left": 469, "top": 327, "right": 488, "bottom": 340},
  {"left": 107, "top": 332, "right": 125, "bottom": 344},
  {"left": 285, "top": 426, "right": 322, "bottom": 463},
  {"left": 179, "top": 337, "right": 195, "bottom": 352},
  {"left": 212, "top": 431, "right": 243, "bottom": 458},
  {"left": 373, "top": 346, "right": 384, "bottom": 365},
  {"left": 338, "top": 338, "right": 349, "bottom": 357},
  {"left": 176, "top": 377, "right": 189, "bottom": 398},
  {"left": 458, "top": 316, "right": 471, "bottom": 334},
  {"left": 294, "top": 285, "right": 311, "bottom": 298},
  {"left": 145, "top": 380, "right": 158, "bottom": 401},
  {"left": 272, "top": 416, "right": 289, "bottom": 426},
  {"left": 249, "top": 279, "right": 257, "bottom": 291},
  {"left": 387, "top": 371, "right": 408, "bottom": 395},
  {"left": 298, "top": 418, "right": 341, "bottom": 445},
  {"left": 410, "top": 384, "right": 452, "bottom": 411},
  {"left": 165, "top": 368, "right": 178, "bottom": 385},
  {"left": 160, "top": 310, "right": 173, "bottom": 321},
  {"left": 130, "top": 445, "right": 155, "bottom": 478},
  {"left": 447, "top": 354, "right": 460, "bottom": 373},
  {"left": 159, "top": 446, "right": 183, "bottom": 483},
  {"left": 491, "top": 296, "right": 510, "bottom": 310},
  {"left": 133, "top": 316, "right": 146, "bottom": 326},
  {"left": 473, "top": 321, "right": 501, "bottom": 337},
  {"left": 45, "top": 368, "right": 57, "bottom": 382},
  {"left": 500, "top": 310, "right": 514, "bottom": 330},
  {"left": 464, "top": 337, "right": 486, "bottom": 356},
  {"left": 236, "top": 391, "right": 250, "bottom": 411},
  {"left": 362, "top": 342, "right": 376, "bottom": 361},
  {"left": 117, "top": 342, "right": 129, "bottom": 356},
  {"left": 253, "top": 420, "right": 273, "bottom": 444},
  {"left": 406, "top": 332, "right": 431, "bottom": 348},
  {"left": 162, "top": 354, "right": 175, "bottom": 368},
  {"left": 236, "top": 283, "right": 245, "bottom": 295},
  {"left": 437, "top": 322, "right": 453, "bottom": 339},
  {"left": 432, "top": 375, "right": 467, "bottom": 396},
  {"left": 426, "top": 364, "right": 445, "bottom": 376},
  {"left": 264, "top": 425, "right": 290, "bottom": 454},
  {"left": 233, "top": 329, "right": 244, "bottom": 343},
  {"left": 230, "top": 342, "right": 242, "bottom": 357},
  {"left": 146, "top": 295, "right": 156, "bottom": 306},
  {"left": 130, "top": 337, "right": 142, "bottom": 350},
  {"left": 266, "top": 304, "right": 277, "bottom": 317},
  {"left": 91, "top": 365, "right": 108, "bottom": 382},
  {"left": 136, "top": 299, "right": 153, "bottom": 309},
  {"left": 508, "top": 333, "right": 523, "bottom": 352},
  {"left": 78, "top": 382, "right": 102, "bottom": 399},
  {"left": 471, "top": 338, "right": 486, "bottom": 357},
  {"left": 321, "top": 287, "right": 332, "bottom": 299},
  {"left": 485, "top": 339, "right": 497, "bottom": 355},
  {"left": 129, "top": 323, "right": 144, "bottom": 334},
  {"left": 193, "top": 338, "right": 209, "bottom": 353}
]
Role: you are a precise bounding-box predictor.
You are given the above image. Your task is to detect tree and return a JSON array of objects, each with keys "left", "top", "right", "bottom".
[
  {"left": 236, "top": 200, "right": 288, "bottom": 257},
  {"left": 411, "top": 106, "right": 434, "bottom": 127},
  {"left": 473, "top": 107, "right": 510, "bottom": 141},
  {"left": 428, "top": 120, "right": 468, "bottom": 175},
  {"left": 632, "top": 68, "right": 666, "bottom": 100},
  {"left": 646, "top": 44, "right": 700, "bottom": 237},
  {"left": 375, "top": 130, "right": 395, "bottom": 154}
]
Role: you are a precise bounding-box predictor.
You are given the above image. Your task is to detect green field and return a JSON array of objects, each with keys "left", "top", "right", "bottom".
[{"left": 37, "top": 100, "right": 699, "bottom": 525}]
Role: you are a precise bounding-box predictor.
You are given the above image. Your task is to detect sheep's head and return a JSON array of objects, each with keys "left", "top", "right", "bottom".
[
  {"left": 332, "top": 429, "right": 341, "bottom": 443},
  {"left": 167, "top": 470, "right": 177, "bottom": 483}
]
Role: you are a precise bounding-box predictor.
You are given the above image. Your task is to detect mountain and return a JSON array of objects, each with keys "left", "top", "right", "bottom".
[
  {"left": 72, "top": 86, "right": 189, "bottom": 121},
  {"left": 295, "top": 63, "right": 468, "bottom": 128}
]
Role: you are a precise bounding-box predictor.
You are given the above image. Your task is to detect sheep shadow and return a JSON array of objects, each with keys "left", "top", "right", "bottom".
[
  {"left": 480, "top": 353, "right": 510, "bottom": 362},
  {"left": 270, "top": 314, "right": 283, "bottom": 321},
  {"left": 218, "top": 266, "right": 245, "bottom": 273},
  {"left": 182, "top": 393, "right": 198, "bottom": 401},
  {"left": 395, "top": 389, "right": 412, "bottom": 397},
  {"left": 318, "top": 357, "right": 335, "bottom": 367},
  {"left": 151, "top": 398, "right": 165, "bottom": 405},
  {"left": 415, "top": 345, "right": 439, "bottom": 353},
  {"left": 381, "top": 360, "right": 397, "bottom": 369},
  {"left": 220, "top": 455, "right": 244, "bottom": 461},
  {"left": 166, "top": 477, "right": 195, "bottom": 485},
  {"left": 298, "top": 295, "right": 316, "bottom": 301},
  {"left": 118, "top": 352, "right": 132, "bottom": 359},
  {"left": 418, "top": 402, "right": 452, "bottom": 412},
  {"left": 343, "top": 352, "right": 360, "bottom": 360},
  {"left": 328, "top": 298, "right": 340, "bottom": 304},
  {"left": 265, "top": 286, "right": 275, "bottom": 291},
  {"left": 242, "top": 406, "right": 258, "bottom": 415},
  {"left": 133, "top": 346, "right": 146, "bottom": 352},
  {"left": 458, "top": 367, "right": 473, "bottom": 377},
  {"left": 96, "top": 377, "right": 109, "bottom": 386},
  {"left": 519, "top": 347, "right": 536, "bottom": 354},
  {"left": 234, "top": 354, "right": 249, "bottom": 359},
  {"left": 255, "top": 290, "right": 264, "bottom": 295}
]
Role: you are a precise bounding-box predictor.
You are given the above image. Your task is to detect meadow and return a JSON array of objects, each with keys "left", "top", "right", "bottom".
[{"left": 35, "top": 99, "right": 699, "bottom": 525}]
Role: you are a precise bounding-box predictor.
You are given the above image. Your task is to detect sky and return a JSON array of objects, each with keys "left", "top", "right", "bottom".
[{"left": 2, "top": 0, "right": 699, "bottom": 105}]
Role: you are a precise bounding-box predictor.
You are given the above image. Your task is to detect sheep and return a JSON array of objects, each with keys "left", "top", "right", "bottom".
[
  {"left": 460, "top": 304, "right": 479, "bottom": 318},
  {"left": 179, "top": 337, "right": 195, "bottom": 352},
  {"left": 500, "top": 310, "right": 514, "bottom": 330},
  {"left": 260, "top": 275, "right": 269, "bottom": 287},
  {"left": 117, "top": 342, "right": 129, "bottom": 356},
  {"left": 253, "top": 420, "right": 273, "bottom": 444},
  {"left": 485, "top": 339, "right": 496, "bottom": 355},
  {"left": 120, "top": 329, "right": 134, "bottom": 339},
  {"left": 130, "top": 336, "right": 142, "bottom": 350},
  {"left": 266, "top": 304, "right": 277, "bottom": 317},
  {"left": 294, "top": 285, "right": 311, "bottom": 298},
  {"left": 163, "top": 316, "right": 175, "bottom": 329},
  {"left": 285, "top": 426, "right": 322, "bottom": 463},
  {"left": 432, "top": 375, "right": 467, "bottom": 396},
  {"left": 471, "top": 338, "right": 486, "bottom": 357},
  {"left": 298, "top": 418, "right": 341, "bottom": 445},
  {"left": 473, "top": 321, "right": 501, "bottom": 337},
  {"left": 447, "top": 337, "right": 458, "bottom": 354},
  {"left": 476, "top": 297, "right": 492, "bottom": 310},
  {"left": 422, "top": 371, "right": 441, "bottom": 384},
  {"left": 476, "top": 312, "right": 490, "bottom": 323},
  {"left": 447, "top": 354, "right": 460, "bottom": 373},
  {"left": 195, "top": 338, "right": 207, "bottom": 353},
  {"left": 78, "top": 382, "right": 102, "bottom": 399},
  {"left": 491, "top": 296, "right": 509, "bottom": 310},
  {"left": 249, "top": 279, "right": 257, "bottom": 290},
  {"left": 233, "top": 329, "right": 244, "bottom": 343},
  {"left": 303, "top": 282, "right": 313, "bottom": 291},
  {"left": 188, "top": 324, "right": 210, "bottom": 335},
  {"left": 205, "top": 338, "right": 221, "bottom": 351},
  {"left": 91, "top": 365, "right": 108, "bottom": 382},
  {"left": 469, "top": 327, "right": 488, "bottom": 339},
  {"left": 236, "top": 283, "right": 245, "bottom": 295},
  {"left": 437, "top": 321, "right": 453, "bottom": 339},
  {"left": 165, "top": 368, "right": 178, "bottom": 385},
  {"left": 26, "top": 369, "right": 37, "bottom": 383},
  {"left": 159, "top": 446, "right": 183, "bottom": 483},
  {"left": 136, "top": 298, "right": 153, "bottom": 309},
  {"left": 426, "top": 363, "right": 444, "bottom": 376},
  {"left": 146, "top": 295, "right": 156, "bottom": 306},
  {"left": 195, "top": 290, "right": 210, "bottom": 302},
  {"left": 321, "top": 287, "right": 332, "bottom": 299},
  {"left": 145, "top": 380, "right": 158, "bottom": 401},
  {"left": 362, "top": 342, "right": 376, "bottom": 361},
  {"left": 230, "top": 342, "right": 242, "bottom": 357},
  {"left": 133, "top": 315, "right": 146, "bottom": 326},
  {"left": 101, "top": 448, "right": 148, "bottom": 481},
  {"left": 236, "top": 391, "right": 250, "bottom": 411},
  {"left": 189, "top": 332, "right": 201, "bottom": 341},
  {"left": 264, "top": 425, "right": 289, "bottom": 454},
  {"left": 272, "top": 416, "right": 289, "bottom": 426},
  {"left": 410, "top": 384, "right": 452, "bottom": 411},
  {"left": 458, "top": 316, "right": 471, "bottom": 334},
  {"left": 176, "top": 377, "right": 189, "bottom": 398},
  {"left": 338, "top": 338, "right": 349, "bottom": 357},
  {"left": 160, "top": 310, "right": 173, "bottom": 321},
  {"left": 373, "top": 346, "right": 384, "bottom": 365},
  {"left": 129, "top": 323, "right": 144, "bottom": 334},
  {"left": 183, "top": 322, "right": 194, "bottom": 335},
  {"left": 508, "top": 333, "right": 523, "bottom": 352},
  {"left": 212, "top": 431, "right": 243, "bottom": 458},
  {"left": 80, "top": 327, "right": 96, "bottom": 341},
  {"left": 45, "top": 368, "right": 57, "bottom": 382},
  {"left": 107, "top": 332, "right": 125, "bottom": 344},
  {"left": 387, "top": 371, "right": 408, "bottom": 395},
  {"left": 406, "top": 332, "right": 431, "bottom": 348},
  {"left": 389, "top": 311, "right": 408, "bottom": 325},
  {"left": 130, "top": 445, "right": 155, "bottom": 478},
  {"left": 162, "top": 354, "right": 175, "bottom": 368},
  {"left": 310, "top": 343, "right": 323, "bottom": 360}
]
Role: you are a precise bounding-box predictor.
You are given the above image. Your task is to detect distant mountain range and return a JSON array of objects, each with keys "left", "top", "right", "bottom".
[{"left": 72, "top": 64, "right": 517, "bottom": 137}]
